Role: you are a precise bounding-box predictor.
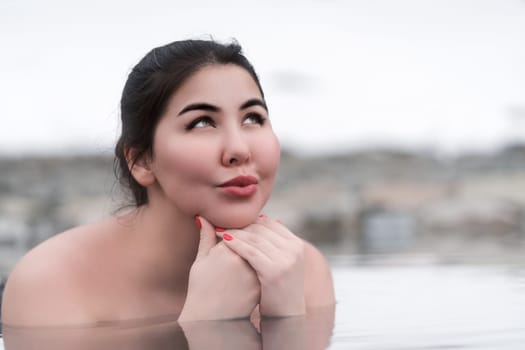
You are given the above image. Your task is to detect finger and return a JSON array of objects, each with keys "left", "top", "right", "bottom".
[
  {"left": 214, "top": 227, "right": 227, "bottom": 240},
  {"left": 238, "top": 217, "right": 294, "bottom": 250},
  {"left": 220, "top": 231, "right": 274, "bottom": 273},
  {"left": 232, "top": 228, "right": 285, "bottom": 260},
  {"left": 195, "top": 216, "right": 217, "bottom": 261},
  {"left": 234, "top": 224, "right": 288, "bottom": 255},
  {"left": 248, "top": 218, "right": 305, "bottom": 260},
  {"left": 255, "top": 216, "right": 298, "bottom": 240}
]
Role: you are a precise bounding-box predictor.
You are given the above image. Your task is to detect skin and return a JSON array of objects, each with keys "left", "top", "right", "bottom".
[
  {"left": 1, "top": 64, "right": 335, "bottom": 328},
  {"left": 3, "top": 305, "right": 336, "bottom": 350}
]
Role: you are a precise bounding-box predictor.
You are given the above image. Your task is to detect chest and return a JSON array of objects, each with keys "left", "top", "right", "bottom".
[{"left": 73, "top": 263, "right": 186, "bottom": 323}]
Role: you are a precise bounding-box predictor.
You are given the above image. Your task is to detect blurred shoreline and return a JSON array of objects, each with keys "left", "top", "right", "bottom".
[{"left": 1, "top": 144, "right": 525, "bottom": 279}]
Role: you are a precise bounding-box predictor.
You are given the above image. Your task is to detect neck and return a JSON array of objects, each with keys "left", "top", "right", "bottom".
[{"left": 117, "top": 200, "right": 200, "bottom": 293}]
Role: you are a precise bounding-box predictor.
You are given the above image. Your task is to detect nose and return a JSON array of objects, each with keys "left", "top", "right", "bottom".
[{"left": 221, "top": 127, "right": 251, "bottom": 167}]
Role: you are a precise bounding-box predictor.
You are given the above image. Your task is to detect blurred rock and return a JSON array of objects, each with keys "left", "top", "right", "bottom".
[
  {"left": 419, "top": 198, "right": 523, "bottom": 236},
  {"left": 1, "top": 145, "right": 525, "bottom": 277}
]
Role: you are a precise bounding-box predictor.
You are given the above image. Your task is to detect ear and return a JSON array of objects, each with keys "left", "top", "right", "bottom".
[{"left": 124, "top": 146, "right": 156, "bottom": 186}]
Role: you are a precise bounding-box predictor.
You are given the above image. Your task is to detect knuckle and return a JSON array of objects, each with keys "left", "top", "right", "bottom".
[
  {"left": 244, "top": 245, "right": 259, "bottom": 258},
  {"left": 245, "top": 233, "right": 260, "bottom": 245}
]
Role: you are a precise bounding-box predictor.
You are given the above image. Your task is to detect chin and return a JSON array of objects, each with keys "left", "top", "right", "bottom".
[
  {"left": 198, "top": 191, "right": 273, "bottom": 229},
  {"left": 206, "top": 209, "right": 260, "bottom": 229},
  {"left": 211, "top": 216, "right": 258, "bottom": 230}
]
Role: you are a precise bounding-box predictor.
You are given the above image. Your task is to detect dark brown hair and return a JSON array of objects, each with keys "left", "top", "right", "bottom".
[{"left": 114, "top": 39, "right": 264, "bottom": 207}]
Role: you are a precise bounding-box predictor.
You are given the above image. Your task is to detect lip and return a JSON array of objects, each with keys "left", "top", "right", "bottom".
[
  {"left": 219, "top": 175, "right": 258, "bottom": 187},
  {"left": 218, "top": 175, "right": 258, "bottom": 197}
]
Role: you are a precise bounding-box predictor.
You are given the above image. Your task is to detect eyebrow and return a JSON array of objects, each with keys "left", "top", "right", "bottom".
[
  {"left": 178, "top": 103, "right": 219, "bottom": 116},
  {"left": 177, "top": 98, "right": 267, "bottom": 116},
  {"left": 240, "top": 98, "right": 268, "bottom": 111}
]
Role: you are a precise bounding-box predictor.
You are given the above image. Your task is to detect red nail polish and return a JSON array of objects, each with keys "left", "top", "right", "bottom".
[
  {"left": 215, "top": 227, "right": 226, "bottom": 232},
  {"left": 223, "top": 233, "right": 233, "bottom": 241},
  {"left": 195, "top": 216, "right": 202, "bottom": 229}
]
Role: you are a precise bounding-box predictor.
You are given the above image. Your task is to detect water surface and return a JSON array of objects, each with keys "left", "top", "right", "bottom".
[
  {"left": 1, "top": 257, "right": 524, "bottom": 349},
  {"left": 330, "top": 260, "right": 525, "bottom": 349}
]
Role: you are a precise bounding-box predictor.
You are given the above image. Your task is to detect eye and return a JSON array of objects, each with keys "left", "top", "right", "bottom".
[
  {"left": 185, "top": 116, "right": 215, "bottom": 130},
  {"left": 243, "top": 113, "right": 266, "bottom": 126}
]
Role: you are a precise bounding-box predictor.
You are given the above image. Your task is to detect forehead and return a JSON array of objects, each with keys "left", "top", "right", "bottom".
[{"left": 168, "top": 64, "right": 263, "bottom": 111}]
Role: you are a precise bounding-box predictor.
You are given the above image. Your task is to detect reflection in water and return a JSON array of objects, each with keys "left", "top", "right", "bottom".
[
  {"left": 2, "top": 317, "right": 187, "bottom": 350},
  {"left": 3, "top": 261, "right": 525, "bottom": 349},
  {"left": 1, "top": 305, "right": 335, "bottom": 350}
]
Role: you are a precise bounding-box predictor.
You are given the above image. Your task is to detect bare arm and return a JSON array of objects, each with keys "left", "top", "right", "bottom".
[
  {"left": 1, "top": 244, "right": 90, "bottom": 327},
  {"left": 303, "top": 241, "right": 336, "bottom": 309}
]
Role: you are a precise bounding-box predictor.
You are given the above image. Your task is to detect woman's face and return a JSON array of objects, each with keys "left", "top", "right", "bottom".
[{"left": 148, "top": 64, "right": 280, "bottom": 228}]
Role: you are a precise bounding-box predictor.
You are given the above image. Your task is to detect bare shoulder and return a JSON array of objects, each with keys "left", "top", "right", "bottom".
[
  {"left": 1, "top": 220, "right": 112, "bottom": 327},
  {"left": 302, "top": 240, "right": 336, "bottom": 308}
]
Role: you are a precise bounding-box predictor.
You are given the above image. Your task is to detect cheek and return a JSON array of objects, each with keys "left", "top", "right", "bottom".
[
  {"left": 153, "top": 139, "right": 216, "bottom": 187},
  {"left": 152, "top": 140, "right": 217, "bottom": 216},
  {"left": 256, "top": 133, "right": 281, "bottom": 179}
]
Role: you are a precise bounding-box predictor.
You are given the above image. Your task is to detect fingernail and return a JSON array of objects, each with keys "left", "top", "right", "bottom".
[
  {"left": 223, "top": 233, "right": 233, "bottom": 241},
  {"left": 195, "top": 216, "right": 202, "bottom": 229},
  {"left": 259, "top": 214, "right": 267, "bottom": 219},
  {"left": 215, "top": 227, "right": 226, "bottom": 232}
]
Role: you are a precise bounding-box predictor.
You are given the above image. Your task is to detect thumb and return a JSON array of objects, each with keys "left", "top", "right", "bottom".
[{"left": 195, "top": 216, "right": 217, "bottom": 261}]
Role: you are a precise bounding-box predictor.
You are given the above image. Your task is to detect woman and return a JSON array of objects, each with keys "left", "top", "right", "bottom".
[{"left": 1, "top": 39, "right": 335, "bottom": 326}]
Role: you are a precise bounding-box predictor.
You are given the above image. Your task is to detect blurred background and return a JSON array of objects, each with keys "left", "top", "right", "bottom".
[
  {"left": 2, "top": 1, "right": 525, "bottom": 347},
  {"left": 1, "top": 0, "right": 525, "bottom": 310}
]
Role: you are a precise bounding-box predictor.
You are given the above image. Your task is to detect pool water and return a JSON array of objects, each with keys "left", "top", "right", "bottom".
[
  {"left": 330, "top": 261, "right": 525, "bottom": 349},
  {"left": 1, "top": 258, "right": 524, "bottom": 349}
]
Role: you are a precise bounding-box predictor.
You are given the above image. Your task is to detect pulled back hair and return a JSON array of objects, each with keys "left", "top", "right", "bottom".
[{"left": 114, "top": 39, "right": 264, "bottom": 207}]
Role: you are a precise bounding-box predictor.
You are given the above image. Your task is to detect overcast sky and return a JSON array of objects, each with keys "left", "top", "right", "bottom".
[{"left": 1, "top": 0, "right": 525, "bottom": 156}]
